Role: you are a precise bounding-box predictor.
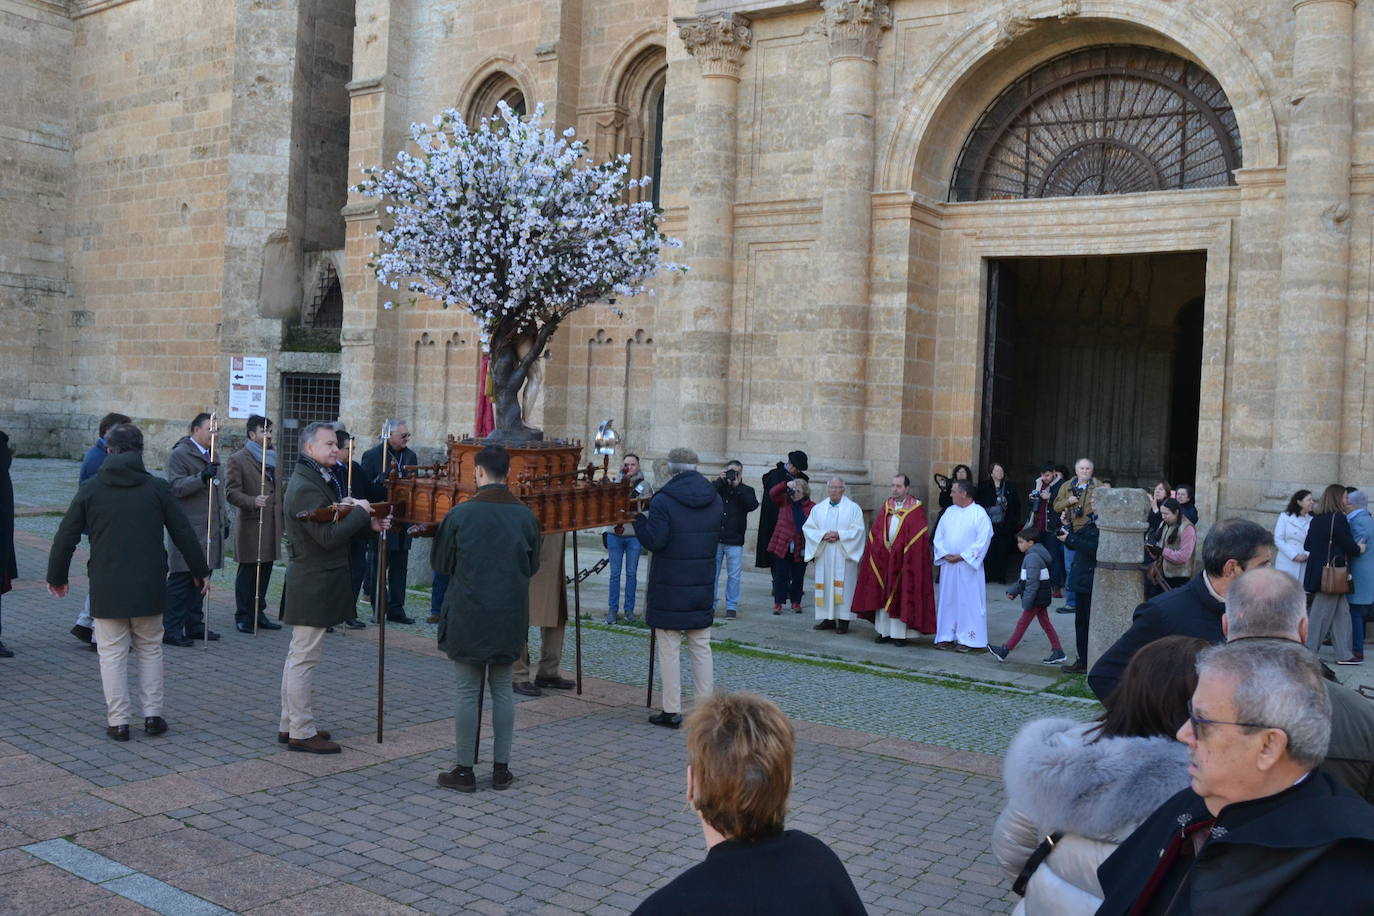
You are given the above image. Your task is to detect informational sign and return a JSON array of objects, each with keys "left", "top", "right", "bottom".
[{"left": 228, "top": 356, "right": 268, "bottom": 419}]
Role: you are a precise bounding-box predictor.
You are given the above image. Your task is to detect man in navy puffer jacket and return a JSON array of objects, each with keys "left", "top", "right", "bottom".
[{"left": 635, "top": 447, "right": 722, "bottom": 728}]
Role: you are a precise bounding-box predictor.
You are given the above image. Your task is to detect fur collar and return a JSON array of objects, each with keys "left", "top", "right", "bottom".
[{"left": 1003, "top": 717, "right": 1190, "bottom": 842}]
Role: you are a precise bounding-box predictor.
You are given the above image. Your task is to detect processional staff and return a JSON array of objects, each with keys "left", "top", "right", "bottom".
[
  {"left": 375, "top": 418, "right": 391, "bottom": 743},
  {"left": 252, "top": 410, "right": 271, "bottom": 636},
  {"left": 203, "top": 411, "right": 219, "bottom": 653}
]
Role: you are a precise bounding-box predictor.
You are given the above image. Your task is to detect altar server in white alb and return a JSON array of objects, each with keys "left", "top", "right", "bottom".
[
  {"left": 933, "top": 479, "right": 994, "bottom": 651},
  {"left": 803, "top": 478, "right": 867, "bottom": 634}
]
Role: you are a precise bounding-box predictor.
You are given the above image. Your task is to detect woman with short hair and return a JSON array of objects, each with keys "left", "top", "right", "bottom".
[{"left": 633, "top": 693, "right": 866, "bottom": 915}]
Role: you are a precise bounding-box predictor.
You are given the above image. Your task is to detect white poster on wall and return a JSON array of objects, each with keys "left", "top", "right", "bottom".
[{"left": 228, "top": 356, "right": 268, "bottom": 419}]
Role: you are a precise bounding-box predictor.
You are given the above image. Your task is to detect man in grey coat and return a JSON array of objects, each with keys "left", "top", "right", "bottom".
[{"left": 163, "top": 412, "right": 227, "bottom": 646}]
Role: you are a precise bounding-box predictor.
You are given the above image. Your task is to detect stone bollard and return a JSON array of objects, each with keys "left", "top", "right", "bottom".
[{"left": 1088, "top": 487, "right": 1151, "bottom": 669}]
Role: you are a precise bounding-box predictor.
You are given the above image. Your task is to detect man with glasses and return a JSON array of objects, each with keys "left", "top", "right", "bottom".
[
  {"left": 1088, "top": 518, "right": 1274, "bottom": 701},
  {"left": 1096, "top": 639, "right": 1374, "bottom": 915},
  {"left": 362, "top": 419, "right": 417, "bottom": 624}
]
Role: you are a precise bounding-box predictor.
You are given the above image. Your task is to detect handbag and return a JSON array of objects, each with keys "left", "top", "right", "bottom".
[
  {"left": 1012, "top": 832, "right": 1064, "bottom": 896},
  {"left": 1320, "top": 519, "right": 1351, "bottom": 595}
]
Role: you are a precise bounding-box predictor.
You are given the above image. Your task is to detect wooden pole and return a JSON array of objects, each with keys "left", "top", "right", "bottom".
[
  {"left": 375, "top": 420, "right": 390, "bottom": 744},
  {"left": 572, "top": 530, "right": 582, "bottom": 696},
  {"left": 203, "top": 412, "right": 218, "bottom": 652},
  {"left": 646, "top": 627, "right": 656, "bottom": 708},
  {"left": 252, "top": 417, "right": 269, "bottom": 635},
  {"left": 473, "top": 664, "right": 486, "bottom": 765}
]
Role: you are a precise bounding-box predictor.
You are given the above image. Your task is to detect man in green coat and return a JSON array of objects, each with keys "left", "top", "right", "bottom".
[
  {"left": 278, "top": 422, "right": 390, "bottom": 754},
  {"left": 47, "top": 424, "right": 211, "bottom": 741},
  {"left": 431, "top": 444, "right": 540, "bottom": 792}
]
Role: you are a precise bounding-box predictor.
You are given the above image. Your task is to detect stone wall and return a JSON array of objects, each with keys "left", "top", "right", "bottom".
[{"left": 0, "top": 0, "right": 74, "bottom": 454}]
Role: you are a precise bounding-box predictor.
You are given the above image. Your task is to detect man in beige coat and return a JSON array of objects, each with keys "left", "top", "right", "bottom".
[
  {"left": 513, "top": 533, "right": 574, "bottom": 696},
  {"left": 226, "top": 414, "right": 284, "bottom": 634},
  {"left": 163, "top": 412, "right": 227, "bottom": 646}
]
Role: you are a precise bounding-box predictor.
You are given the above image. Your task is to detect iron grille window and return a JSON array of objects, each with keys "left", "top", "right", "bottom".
[
  {"left": 950, "top": 45, "right": 1242, "bottom": 202},
  {"left": 279, "top": 373, "right": 341, "bottom": 468}
]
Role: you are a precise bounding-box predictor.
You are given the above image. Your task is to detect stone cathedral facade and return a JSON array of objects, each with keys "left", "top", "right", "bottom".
[{"left": 5, "top": 0, "right": 1374, "bottom": 521}]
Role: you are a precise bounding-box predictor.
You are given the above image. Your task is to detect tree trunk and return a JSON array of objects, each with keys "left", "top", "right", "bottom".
[{"left": 488, "top": 340, "right": 542, "bottom": 444}]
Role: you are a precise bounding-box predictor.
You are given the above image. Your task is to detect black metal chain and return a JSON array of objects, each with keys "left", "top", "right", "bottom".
[{"left": 565, "top": 557, "right": 608, "bottom": 585}]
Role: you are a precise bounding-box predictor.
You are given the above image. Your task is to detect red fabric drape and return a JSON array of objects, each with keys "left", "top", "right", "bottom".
[{"left": 475, "top": 354, "right": 495, "bottom": 438}]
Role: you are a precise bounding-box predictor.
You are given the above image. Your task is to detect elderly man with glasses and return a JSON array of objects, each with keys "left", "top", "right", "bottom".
[
  {"left": 1095, "top": 639, "right": 1374, "bottom": 916},
  {"left": 361, "top": 419, "right": 417, "bottom": 624}
]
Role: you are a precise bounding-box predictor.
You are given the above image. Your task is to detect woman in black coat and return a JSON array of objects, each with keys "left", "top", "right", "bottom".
[
  {"left": 0, "top": 430, "right": 15, "bottom": 658},
  {"left": 976, "top": 462, "right": 1021, "bottom": 584},
  {"left": 1303, "top": 483, "right": 1363, "bottom": 665}
]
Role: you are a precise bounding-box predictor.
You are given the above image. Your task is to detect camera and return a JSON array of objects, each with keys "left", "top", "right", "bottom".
[
  {"left": 724, "top": 468, "right": 738, "bottom": 483},
  {"left": 1056, "top": 525, "right": 1069, "bottom": 537}
]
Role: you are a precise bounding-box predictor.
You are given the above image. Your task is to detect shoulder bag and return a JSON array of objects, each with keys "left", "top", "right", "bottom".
[
  {"left": 1320, "top": 517, "right": 1351, "bottom": 595},
  {"left": 1012, "top": 832, "right": 1064, "bottom": 896}
]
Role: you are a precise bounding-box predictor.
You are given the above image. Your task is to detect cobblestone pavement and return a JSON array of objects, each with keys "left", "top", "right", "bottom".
[{"left": 3, "top": 458, "right": 1090, "bottom": 914}]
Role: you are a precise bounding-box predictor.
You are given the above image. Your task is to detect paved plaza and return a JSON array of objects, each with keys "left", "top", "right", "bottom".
[{"left": 3, "top": 458, "right": 1107, "bottom": 915}]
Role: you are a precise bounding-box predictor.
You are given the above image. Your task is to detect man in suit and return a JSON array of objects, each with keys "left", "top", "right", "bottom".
[
  {"left": 224, "top": 414, "right": 284, "bottom": 633},
  {"left": 278, "top": 422, "right": 390, "bottom": 753},
  {"left": 163, "top": 413, "right": 226, "bottom": 646},
  {"left": 361, "top": 419, "right": 417, "bottom": 624}
]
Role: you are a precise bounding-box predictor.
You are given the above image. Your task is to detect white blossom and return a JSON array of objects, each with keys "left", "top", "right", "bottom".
[{"left": 355, "top": 102, "right": 685, "bottom": 346}]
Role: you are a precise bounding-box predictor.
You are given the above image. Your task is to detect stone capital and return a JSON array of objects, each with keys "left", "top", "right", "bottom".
[
  {"left": 1292, "top": 0, "right": 1356, "bottom": 11},
  {"left": 821, "top": 0, "right": 893, "bottom": 61},
  {"left": 676, "top": 14, "right": 754, "bottom": 79}
]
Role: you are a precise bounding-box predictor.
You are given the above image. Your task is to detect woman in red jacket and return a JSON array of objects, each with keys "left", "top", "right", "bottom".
[{"left": 768, "top": 478, "right": 814, "bottom": 615}]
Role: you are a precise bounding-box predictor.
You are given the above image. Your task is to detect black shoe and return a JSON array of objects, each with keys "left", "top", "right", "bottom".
[
  {"left": 325, "top": 627, "right": 335, "bottom": 633},
  {"left": 874, "top": 635, "right": 891, "bottom": 644},
  {"left": 0, "top": 641, "right": 12, "bottom": 658},
  {"left": 813, "top": 619, "right": 836, "bottom": 631},
  {"left": 344, "top": 619, "right": 366, "bottom": 629},
  {"left": 534, "top": 676, "right": 575, "bottom": 690},
  {"left": 513, "top": 681, "right": 542, "bottom": 697},
  {"left": 71, "top": 624, "right": 94, "bottom": 644},
  {"left": 836, "top": 620, "right": 849, "bottom": 634},
  {"left": 386, "top": 614, "right": 415, "bottom": 625},
  {"left": 186, "top": 630, "right": 220, "bottom": 642},
  {"left": 106, "top": 725, "right": 129, "bottom": 742},
  {"left": 235, "top": 621, "right": 254, "bottom": 634},
  {"left": 1054, "top": 606, "right": 1075, "bottom": 615},
  {"left": 256, "top": 616, "right": 282, "bottom": 631},
  {"left": 1062, "top": 661, "right": 1087, "bottom": 674},
  {"left": 144, "top": 716, "right": 168, "bottom": 736},
  {"left": 891, "top": 639, "right": 908, "bottom": 647},
  {"left": 649, "top": 712, "right": 682, "bottom": 729},
  {"left": 437, "top": 766, "right": 476, "bottom": 793},
  {"left": 162, "top": 635, "right": 194, "bottom": 648},
  {"left": 492, "top": 763, "right": 514, "bottom": 791},
  {"left": 988, "top": 644, "right": 1009, "bottom": 662}
]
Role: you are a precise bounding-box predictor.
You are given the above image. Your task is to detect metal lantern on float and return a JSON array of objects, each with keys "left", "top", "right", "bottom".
[{"left": 594, "top": 420, "right": 619, "bottom": 456}]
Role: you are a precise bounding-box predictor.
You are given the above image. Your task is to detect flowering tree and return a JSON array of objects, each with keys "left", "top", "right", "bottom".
[{"left": 355, "top": 102, "right": 684, "bottom": 442}]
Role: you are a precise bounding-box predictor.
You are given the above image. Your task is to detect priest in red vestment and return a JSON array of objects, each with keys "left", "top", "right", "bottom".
[{"left": 852, "top": 473, "right": 936, "bottom": 646}]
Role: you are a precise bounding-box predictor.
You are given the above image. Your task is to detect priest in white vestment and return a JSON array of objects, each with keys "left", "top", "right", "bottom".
[
  {"left": 933, "top": 479, "right": 994, "bottom": 650},
  {"left": 803, "top": 478, "right": 867, "bottom": 634}
]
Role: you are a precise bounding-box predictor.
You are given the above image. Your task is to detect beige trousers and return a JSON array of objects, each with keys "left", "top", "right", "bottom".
[
  {"left": 655, "top": 627, "right": 713, "bottom": 715},
  {"left": 512, "top": 623, "right": 566, "bottom": 683},
  {"left": 94, "top": 616, "right": 164, "bottom": 726},
  {"left": 279, "top": 625, "right": 327, "bottom": 739}
]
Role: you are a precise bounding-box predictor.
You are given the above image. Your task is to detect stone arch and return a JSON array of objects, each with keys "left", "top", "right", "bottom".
[
  {"left": 613, "top": 45, "right": 668, "bottom": 205},
  {"left": 879, "top": 0, "right": 1280, "bottom": 196},
  {"left": 458, "top": 56, "right": 535, "bottom": 127}
]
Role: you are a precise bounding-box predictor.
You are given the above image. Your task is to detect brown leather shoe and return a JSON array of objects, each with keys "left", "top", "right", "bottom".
[
  {"left": 278, "top": 729, "right": 330, "bottom": 745},
  {"left": 436, "top": 766, "right": 476, "bottom": 792},
  {"left": 106, "top": 725, "right": 129, "bottom": 741},
  {"left": 288, "top": 734, "right": 341, "bottom": 754}
]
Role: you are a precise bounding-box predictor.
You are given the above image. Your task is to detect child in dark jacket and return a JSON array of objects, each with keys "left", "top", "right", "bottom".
[{"left": 989, "top": 528, "right": 1066, "bottom": 665}]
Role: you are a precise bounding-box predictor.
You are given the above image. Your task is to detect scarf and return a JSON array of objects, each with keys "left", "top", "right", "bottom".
[
  {"left": 789, "top": 498, "right": 808, "bottom": 555},
  {"left": 246, "top": 438, "right": 276, "bottom": 470}
]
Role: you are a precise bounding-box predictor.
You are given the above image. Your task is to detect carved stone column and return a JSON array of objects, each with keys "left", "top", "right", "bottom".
[
  {"left": 1267, "top": 0, "right": 1356, "bottom": 499},
  {"left": 816, "top": 0, "right": 890, "bottom": 463},
  {"left": 670, "top": 13, "right": 751, "bottom": 459},
  {"left": 1088, "top": 487, "right": 1150, "bottom": 668}
]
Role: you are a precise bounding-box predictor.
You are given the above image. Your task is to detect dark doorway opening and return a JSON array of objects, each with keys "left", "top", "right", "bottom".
[{"left": 980, "top": 253, "right": 1206, "bottom": 492}]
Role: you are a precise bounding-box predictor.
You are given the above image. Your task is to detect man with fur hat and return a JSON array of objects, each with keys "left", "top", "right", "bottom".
[
  {"left": 636, "top": 447, "right": 722, "bottom": 728},
  {"left": 755, "top": 449, "right": 808, "bottom": 569}
]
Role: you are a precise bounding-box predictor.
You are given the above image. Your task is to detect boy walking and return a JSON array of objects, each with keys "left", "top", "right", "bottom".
[{"left": 988, "top": 527, "right": 1066, "bottom": 664}]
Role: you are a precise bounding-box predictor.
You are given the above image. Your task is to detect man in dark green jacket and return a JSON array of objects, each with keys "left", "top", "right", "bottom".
[
  {"left": 431, "top": 444, "right": 540, "bottom": 792},
  {"left": 47, "top": 424, "right": 210, "bottom": 741},
  {"left": 278, "top": 422, "right": 390, "bottom": 754}
]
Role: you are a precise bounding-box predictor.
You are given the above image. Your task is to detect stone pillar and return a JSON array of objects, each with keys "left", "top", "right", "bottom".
[
  {"left": 817, "top": 0, "right": 890, "bottom": 464},
  {"left": 1267, "top": 0, "right": 1356, "bottom": 499},
  {"left": 670, "top": 13, "right": 751, "bottom": 460},
  {"left": 1088, "top": 487, "right": 1150, "bottom": 668}
]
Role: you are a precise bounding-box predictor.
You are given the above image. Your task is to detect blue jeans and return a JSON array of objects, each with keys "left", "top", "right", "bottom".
[
  {"left": 1062, "top": 546, "right": 1077, "bottom": 608},
  {"left": 714, "top": 543, "right": 743, "bottom": 611},
  {"left": 1352, "top": 602, "right": 1372, "bottom": 657},
  {"left": 432, "top": 572, "right": 450, "bottom": 618},
  {"left": 606, "top": 534, "right": 642, "bottom": 621}
]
